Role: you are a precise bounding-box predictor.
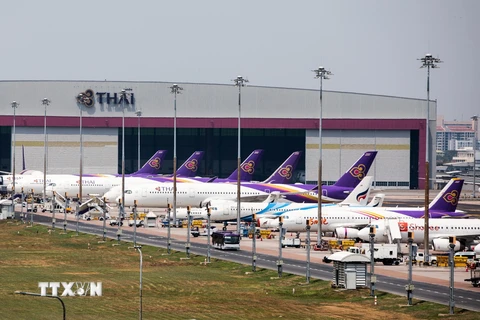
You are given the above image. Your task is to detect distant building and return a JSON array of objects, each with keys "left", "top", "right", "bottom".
[{"left": 436, "top": 115, "right": 477, "bottom": 152}]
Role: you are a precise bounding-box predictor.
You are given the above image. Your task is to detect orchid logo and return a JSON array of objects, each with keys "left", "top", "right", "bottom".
[
  {"left": 278, "top": 165, "right": 293, "bottom": 179},
  {"left": 349, "top": 164, "right": 366, "bottom": 180},
  {"left": 241, "top": 161, "right": 255, "bottom": 174}
]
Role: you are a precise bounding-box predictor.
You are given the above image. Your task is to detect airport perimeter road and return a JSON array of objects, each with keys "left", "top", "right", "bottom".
[{"left": 26, "top": 212, "right": 480, "bottom": 313}]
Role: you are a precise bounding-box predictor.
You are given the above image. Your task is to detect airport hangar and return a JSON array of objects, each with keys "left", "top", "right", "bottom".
[{"left": 0, "top": 80, "right": 436, "bottom": 189}]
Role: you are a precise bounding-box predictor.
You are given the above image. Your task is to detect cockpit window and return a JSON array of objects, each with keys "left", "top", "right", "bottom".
[
  {"left": 48, "top": 183, "right": 56, "bottom": 187},
  {"left": 126, "top": 190, "right": 132, "bottom": 194}
]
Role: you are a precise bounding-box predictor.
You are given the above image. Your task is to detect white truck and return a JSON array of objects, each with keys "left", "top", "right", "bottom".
[
  {"left": 281, "top": 238, "right": 301, "bottom": 248},
  {"left": 324, "top": 243, "right": 402, "bottom": 265}
]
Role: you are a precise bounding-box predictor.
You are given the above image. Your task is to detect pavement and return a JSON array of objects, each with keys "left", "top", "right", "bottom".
[{"left": 21, "top": 206, "right": 480, "bottom": 293}]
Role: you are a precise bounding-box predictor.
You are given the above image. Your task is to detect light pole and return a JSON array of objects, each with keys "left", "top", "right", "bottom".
[
  {"left": 252, "top": 214, "right": 257, "bottom": 272},
  {"left": 135, "top": 110, "right": 142, "bottom": 171},
  {"left": 369, "top": 226, "right": 376, "bottom": 297},
  {"left": 448, "top": 236, "right": 456, "bottom": 315},
  {"left": 277, "top": 217, "right": 284, "bottom": 277},
  {"left": 418, "top": 53, "right": 442, "bottom": 265},
  {"left": 75, "top": 91, "right": 90, "bottom": 202},
  {"left": 233, "top": 75, "right": 248, "bottom": 234},
  {"left": 119, "top": 88, "right": 132, "bottom": 221},
  {"left": 406, "top": 231, "right": 414, "bottom": 306},
  {"left": 207, "top": 207, "right": 211, "bottom": 263},
  {"left": 306, "top": 220, "right": 311, "bottom": 283},
  {"left": 134, "top": 245, "right": 143, "bottom": 320},
  {"left": 167, "top": 203, "right": 171, "bottom": 254},
  {"left": 11, "top": 101, "right": 19, "bottom": 196},
  {"left": 41, "top": 98, "right": 50, "bottom": 205},
  {"left": 170, "top": 84, "right": 183, "bottom": 223},
  {"left": 312, "top": 66, "right": 332, "bottom": 246},
  {"left": 472, "top": 115, "right": 478, "bottom": 198},
  {"left": 15, "top": 291, "right": 66, "bottom": 320},
  {"left": 186, "top": 206, "right": 191, "bottom": 258}
]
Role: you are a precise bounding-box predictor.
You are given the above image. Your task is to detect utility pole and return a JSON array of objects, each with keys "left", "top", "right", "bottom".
[
  {"left": 312, "top": 66, "right": 332, "bottom": 246},
  {"left": 418, "top": 53, "right": 442, "bottom": 265},
  {"left": 232, "top": 75, "right": 248, "bottom": 234}
]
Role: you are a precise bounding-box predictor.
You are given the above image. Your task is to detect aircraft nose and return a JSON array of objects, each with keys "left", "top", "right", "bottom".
[{"left": 357, "top": 227, "right": 371, "bottom": 242}]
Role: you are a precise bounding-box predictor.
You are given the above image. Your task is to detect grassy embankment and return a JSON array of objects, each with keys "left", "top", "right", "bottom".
[{"left": 0, "top": 220, "right": 477, "bottom": 320}]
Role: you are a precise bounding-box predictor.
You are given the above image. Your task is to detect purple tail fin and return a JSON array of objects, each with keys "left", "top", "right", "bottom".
[
  {"left": 132, "top": 150, "right": 167, "bottom": 175},
  {"left": 263, "top": 151, "right": 302, "bottom": 184},
  {"left": 177, "top": 151, "right": 205, "bottom": 177},
  {"left": 226, "top": 149, "right": 264, "bottom": 181},
  {"left": 334, "top": 151, "right": 378, "bottom": 188},
  {"left": 429, "top": 178, "right": 464, "bottom": 212}
]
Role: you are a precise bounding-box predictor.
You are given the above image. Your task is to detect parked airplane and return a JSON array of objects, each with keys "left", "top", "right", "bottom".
[
  {"left": 0, "top": 145, "right": 42, "bottom": 192},
  {"left": 10, "top": 150, "right": 169, "bottom": 196},
  {"left": 200, "top": 176, "right": 375, "bottom": 222},
  {"left": 44, "top": 149, "right": 265, "bottom": 197},
  {"left": 103, "top": 151, "right": 378, "bottom": 207},
  {"left": 257, "top": 178, "right": 466, "bottom": 238},
  {"left": 357, "top": 218, "right": 480, "bottom": 253}
]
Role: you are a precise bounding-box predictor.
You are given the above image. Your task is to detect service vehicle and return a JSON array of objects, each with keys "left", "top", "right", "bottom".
[{"left": 324, "top": 243, "right": 402, "bottom": 265}]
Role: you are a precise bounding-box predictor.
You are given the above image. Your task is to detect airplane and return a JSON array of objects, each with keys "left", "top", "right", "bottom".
[
  {"left": 357, "top": 218, "right": 480, "bottom": 253},
  {"left": 256, "top": 178, "right": 467, "bottom": 239},
  {"left": 0, "top": 145, "right": 43, "bottom": 192},
  {"left": 198, "top": 176, "right": 376, "bottom": 222},
  {"left": 162, "top": 177, "right": 385, "bottom": 222},
  {"left": 24, "top": 149, "right": 285, "bottom": 198},
  {"left": 10, "top": 150, "right": 169, "bottom": 196},
  {"left": 103, "top": 151, "right": 378, "bottom": 207},
  {"left": 44, "top": 149, "right": 264, "bottom": 197}
]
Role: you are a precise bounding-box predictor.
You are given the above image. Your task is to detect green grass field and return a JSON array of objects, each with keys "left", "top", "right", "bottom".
[{"left": 0, "top": 220, "right": 478, "bottom": 320}]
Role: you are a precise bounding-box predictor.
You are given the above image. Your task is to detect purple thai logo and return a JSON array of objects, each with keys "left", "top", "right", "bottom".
[
  {"left": 186, "top": 159, "right": 198, "bottom": 172},
  {"left": 241, "top": 161, "right": 255, "bottom": 174},
  {"left": 443, "top": 190, "right": 458, "bottom": 205},
  {"left": 148, "top": 158, "right": 161, "bottom": 169},
  {"left": 349, "top": 164, "right": 366, "bottom": 180},
  {"left": 278, "top": 165, "right": 293, "bottom": 179}
]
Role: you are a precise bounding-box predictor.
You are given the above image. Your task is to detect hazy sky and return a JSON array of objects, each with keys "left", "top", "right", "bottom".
[{"left": 1, "top": 0, "right": 478, "bottom": 121}]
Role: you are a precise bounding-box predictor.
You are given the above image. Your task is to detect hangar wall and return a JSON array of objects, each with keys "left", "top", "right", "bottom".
[
  {"left": 14, "top": 127, "right": 117, "bottom": 174},
  {"left": 305, "top": 130, "right": 411, "bottom": 187}
]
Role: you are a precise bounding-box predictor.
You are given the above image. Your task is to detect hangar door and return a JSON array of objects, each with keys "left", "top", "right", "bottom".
[{"left": 305, "top": 129, "right": 411, "bottom": 189}]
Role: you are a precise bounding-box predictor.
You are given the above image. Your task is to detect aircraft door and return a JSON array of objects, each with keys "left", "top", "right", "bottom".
[
  {"left": 189, "top": 188, "right": 195, "bottom": 198},
  {"left": 223, "top": 203, "right": 229, "bottom": 216},
  {"left": 141, "top": 187, "right": 147, "bottom": 197},
  {"left": 295, "top": 217, "right": 303, "bottom": 225}
]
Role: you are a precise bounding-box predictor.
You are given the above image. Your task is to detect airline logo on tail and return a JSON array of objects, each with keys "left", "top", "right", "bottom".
[
  {"left": 356, "top": 189, "right": 368, "bottom": 202},
  {"left": 148, "top": 158, "right": 161, "bottom": 169},
  {"left": 241, "top": 161, "right": 255, "bottom": 174},
  {"left": 278, "top": 165, "right": 293, "bottom": 179},
  {"left": 185, "top": 159, "right": 198, "bottom": 172},
  {"left": 443, "top": 190, "right": 459, "bottom": 205},
  {"left": 349, "top": 164, "right": 366, "bottom": 180}
]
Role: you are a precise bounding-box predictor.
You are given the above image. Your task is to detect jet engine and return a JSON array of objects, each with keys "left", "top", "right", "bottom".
[
  {"left": 432, "top": 238, "right": 462, "bottom": 251},
  {"left": 257, "top": 218, "right": 278, "bottom": 229},
  {"left": 335, "top": 227, "right": 359, "bottom": 239},
  {"left": 473, "top": 243, "right": 480, "bottom": 254}
]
